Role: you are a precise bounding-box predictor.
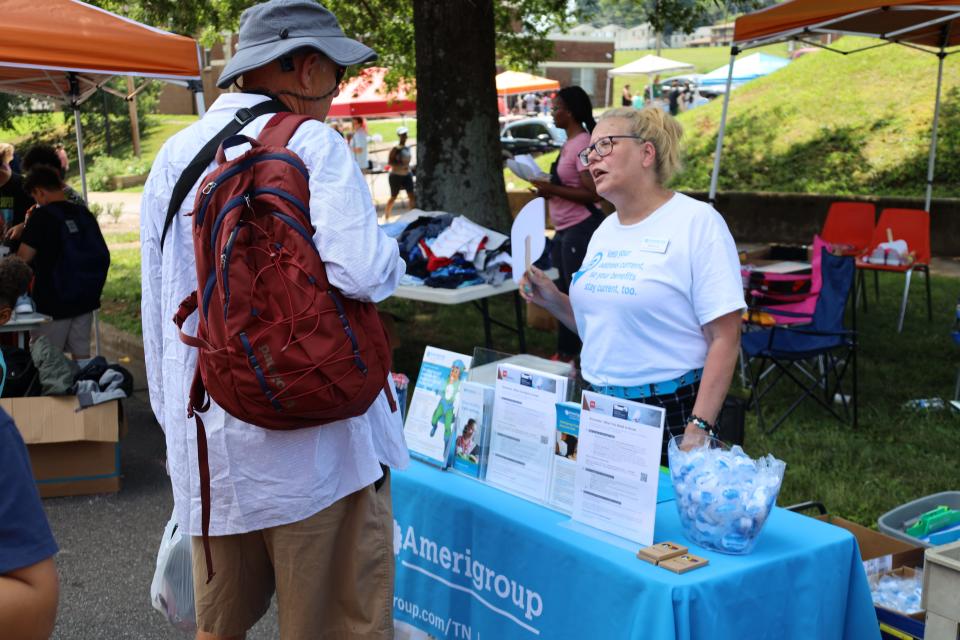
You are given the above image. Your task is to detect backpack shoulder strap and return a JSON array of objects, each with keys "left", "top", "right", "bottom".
[
  {"left": 160, "top": 98, "right": 289, "bottom": 252},
  {"left": 256, "top": 112, "right": 317, "bottom": 149}
]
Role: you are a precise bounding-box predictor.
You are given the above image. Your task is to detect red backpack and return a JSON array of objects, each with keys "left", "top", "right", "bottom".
[{"left": 172, "top": 112, "right": 395, "bottom": 581}]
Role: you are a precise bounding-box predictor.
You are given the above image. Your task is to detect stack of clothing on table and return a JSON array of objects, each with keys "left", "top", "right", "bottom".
[{"left": 393, "top": 212, "right": 512, "bottom": 289}]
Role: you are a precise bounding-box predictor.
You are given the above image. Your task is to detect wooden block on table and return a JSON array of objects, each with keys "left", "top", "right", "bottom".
[
  {"left": 637, "top": 541, "right": 688, "bottom": 565},
  {"left": 660, "top": 554, "right": 709, "bottom": 574}
]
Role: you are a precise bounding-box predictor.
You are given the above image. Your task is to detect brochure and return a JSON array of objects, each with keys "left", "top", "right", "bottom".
[
  {"left": 485, "top": 363, "right": 568, "bottom": 503},
  {"left": 571, "top": 391, "right": 665, "bottom": 546},
  {"left": 506, "top": 154, "right": 548, "bottom": 182},
  {"left": 451, "top": 382, "right": 495, "bottom": 479},
  {"left": 403, "top": 347, "right": 472, "bottom": 467},
  {"left": 547, "top": 401, "right": 581, "bottom": 514}
]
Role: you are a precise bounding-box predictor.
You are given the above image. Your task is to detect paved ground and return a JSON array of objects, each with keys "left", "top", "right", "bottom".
[{"left": 43, "top": 391, "right": 282, "bottom": 639}]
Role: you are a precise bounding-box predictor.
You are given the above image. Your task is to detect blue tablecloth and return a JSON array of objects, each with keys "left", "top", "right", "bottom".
[{"left": 392, "top": 461, "right": 880, "bottom": 640}]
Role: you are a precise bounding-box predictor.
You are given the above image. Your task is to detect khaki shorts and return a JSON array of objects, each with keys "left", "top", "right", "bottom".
[
  {"left": 192, "top": 470, "right": 394, "bottom": 639},
  {"left": 31, "top": 312, "right": 93, "bottom": 358}
]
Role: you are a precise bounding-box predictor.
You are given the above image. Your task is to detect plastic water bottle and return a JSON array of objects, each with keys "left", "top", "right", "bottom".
[{"left": 903, "top": 398, "right": 945, "bottom": 411}]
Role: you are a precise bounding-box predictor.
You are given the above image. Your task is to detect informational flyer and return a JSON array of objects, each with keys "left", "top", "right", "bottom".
[
  {"left": 548, "top": 401, "right": 581, "bottom": 514},
  {"left": 571, "top": 391, "right": 665, "bottom": 545},
  {"left": 451, "top": 382, "right": 494, "bottom": 478},
  {"left": 485, "top": 364, "right": 568, "bottom": 503},
  {"left": 403, "top": 347, "right": 472, "bottom": 467}
]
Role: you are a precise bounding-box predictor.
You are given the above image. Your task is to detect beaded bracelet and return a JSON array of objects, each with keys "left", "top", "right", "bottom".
[{"left": 687, "top": 414, "right": 714, "bottom": 435}]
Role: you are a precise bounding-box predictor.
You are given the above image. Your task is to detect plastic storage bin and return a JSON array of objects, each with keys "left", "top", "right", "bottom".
[
  {"left": 922, "top": 541, "right": 960, "bottom": 640},
  {"left": 877, "top": 491, "right": 960, "bottom": 547}
]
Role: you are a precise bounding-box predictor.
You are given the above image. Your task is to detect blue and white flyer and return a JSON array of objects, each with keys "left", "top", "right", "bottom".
[
  {"left": 571, "top": 391, "right": 665, "bottom": 545},
  {"left": 404, "top": 346, "right": 472, "bottom": 467},
  {"left": 485, "top": 363, "right": 568, "bottom": 503},
  {"left": 451, "top": 381, "right": 494, "bottom": 478}
]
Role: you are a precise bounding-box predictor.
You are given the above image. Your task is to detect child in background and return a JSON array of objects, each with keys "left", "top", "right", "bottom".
[{"left": 0, "top": 254, "right": 59, "bottom": 639}]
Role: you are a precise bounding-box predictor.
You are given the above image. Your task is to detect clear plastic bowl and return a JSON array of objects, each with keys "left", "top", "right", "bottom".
[{"left": 667, "top": 434, "right": 785, "bottom": 555}]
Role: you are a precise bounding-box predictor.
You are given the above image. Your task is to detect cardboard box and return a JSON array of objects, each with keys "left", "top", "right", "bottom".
[
  {"left": 815, "top": 514, "right": 926, "bottom": 575},
  {"left": 870, "top": 566, "right": 926, "bottom": 622},
  {"left": 2, "top": 396, "right": 123, "bottom": 498}
]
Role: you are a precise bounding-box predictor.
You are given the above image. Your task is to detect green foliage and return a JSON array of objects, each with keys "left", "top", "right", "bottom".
[
  {"left": 86, "top": 156, "right": 151, "bottom": 192},
  {"left": 672, "top": 38, "right": 960, "bottom": 198},
  {"left": 592, "top": 0, "right": 763, "bottom": 37},
  {"left": 100, "top": 247, "right": 142, "bottom": 336}
]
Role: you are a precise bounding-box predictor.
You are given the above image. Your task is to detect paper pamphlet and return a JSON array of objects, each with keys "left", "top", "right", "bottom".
[
  {"left": 485, "top": 363, "right": 568, "bottom": 503},
  {"left": 451, "top": 382, "right": 495, "bottom": 479},
  {"left": 506, "top": 154, "right": 548, "bottom": 182},
  {"left": 548, "top": 401, "right": 581, "bottom": 514},
  {"left": 510, "top": 197, "right": 546, "bottom": 283},
  {"left": 571, "top": 391, "right": 665, "bottom": 546},
  {"left": 403, "top": 347, "right": 472, "bottom": 467}
]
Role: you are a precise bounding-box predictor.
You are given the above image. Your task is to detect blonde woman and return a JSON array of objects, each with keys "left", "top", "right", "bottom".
[{"left": 521, "top": 107, "right": 744, "bottom": 459}]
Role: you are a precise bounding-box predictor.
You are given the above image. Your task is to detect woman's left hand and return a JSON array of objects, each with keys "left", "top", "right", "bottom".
[{"left": 529, "top": 179, "right": 553, "bottom": 198}]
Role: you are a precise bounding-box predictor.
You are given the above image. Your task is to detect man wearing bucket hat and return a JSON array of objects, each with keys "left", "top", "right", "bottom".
[{"left": 139, "top": 1, "right": 407, "bottom": 638}]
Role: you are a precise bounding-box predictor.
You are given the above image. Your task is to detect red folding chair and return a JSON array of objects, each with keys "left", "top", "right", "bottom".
[
  {"left": 821, "top": 202, "right": 875, "bottom": 257},
  {"left": 855, "top": 208, "right": 931, "bottom": 332}
]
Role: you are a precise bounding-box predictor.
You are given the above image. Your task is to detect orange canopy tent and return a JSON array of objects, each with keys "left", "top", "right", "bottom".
[
  {"left": 328, "top": 67, "right": 416, "bottom": 118},
  {"left": 708, "top": 0, "right": 960, "bottom": 210},
  {"left": 495, "top": 71, "right": 560, "bottom": 96},
  {"left": 0, "top": 0, "right": 203, "bottom": 198}
]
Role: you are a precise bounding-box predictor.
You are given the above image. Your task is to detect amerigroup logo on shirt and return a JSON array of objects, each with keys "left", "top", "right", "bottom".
[{"left": 574, "top": 249, "right": 645, "bottom": 296}]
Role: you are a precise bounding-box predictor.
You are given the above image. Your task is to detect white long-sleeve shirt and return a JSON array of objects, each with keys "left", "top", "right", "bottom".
[{"left": 141, "top": 93, "right": 408, "bottom": 537}]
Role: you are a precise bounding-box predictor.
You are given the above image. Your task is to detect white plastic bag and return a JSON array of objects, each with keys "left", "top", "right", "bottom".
[{"left": 150, "top": 514, "right": 197, "bottom": 633}]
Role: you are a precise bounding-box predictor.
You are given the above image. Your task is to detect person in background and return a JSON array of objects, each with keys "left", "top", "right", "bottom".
[
  {"left": 0, "top": 255, "right": 59, "bottom": 640},
  {"left": 621, "top": 84, "right": 632, "bottom": 107},
  {"left": 349, "top": 116, "right": 370, "bottom": 170},
  {"left": 53, "top": 144, "right": 68, "bottom": 174},
  {"left": 529, "top": 86, "right": 602, "bottom": 364},
  {"left": 17, "top": 165, "right": 109, "bottom": 360},
  {"left": 540, "top": 92, "right": 553, "bottom": 115},
  {"left": 0, "top": 143, "right": 33, "bottom": 239},
  {"left": 523, "top": 92, "right": 539, "bottom": 114},
  {"left": 668, "top": 80, "right": 682, "bottom": 116},
  {"left": 521, "top": 107, "right": 743, "bottom": 463},
  {"left": 385, "top": 126, "right": 415, "bottom": 217}
]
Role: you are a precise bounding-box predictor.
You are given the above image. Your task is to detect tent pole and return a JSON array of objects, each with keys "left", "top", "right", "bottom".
[
  {"left": 924, "top": 49, "right": 946, "bottom": 212},
  {"left": 68, "top": 74, "right": 88, "bottom": 203},
  {"left": 189, "top": 80, "right": 207, "bottom": 117},
  {"left": 605, "top": 74, "right": 612, "bottom": 108},
  {"left": 708, "top": 48, "right": 739, "bottom": 207}
]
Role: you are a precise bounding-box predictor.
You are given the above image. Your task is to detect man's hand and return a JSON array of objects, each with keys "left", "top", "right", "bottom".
[{"left": 5, "top": 222, "right": 24, "bottom": 241}]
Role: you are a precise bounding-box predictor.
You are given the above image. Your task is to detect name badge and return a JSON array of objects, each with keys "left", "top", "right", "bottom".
[{"left": 639, "top": 237, "right": 669, "bottom": 253}]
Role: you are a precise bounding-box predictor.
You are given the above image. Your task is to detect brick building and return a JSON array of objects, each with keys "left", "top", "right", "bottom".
[{"left": 539, "top": 36, "right": 615, "bottom": 107}]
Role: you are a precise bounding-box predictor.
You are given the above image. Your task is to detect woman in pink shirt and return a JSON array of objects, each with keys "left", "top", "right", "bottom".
[{"left": 530, "top": 86, "right": 603, "bottom": 362}]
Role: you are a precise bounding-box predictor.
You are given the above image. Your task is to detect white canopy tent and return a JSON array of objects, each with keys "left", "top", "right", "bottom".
[
  {"left": 709, "top": 0, "right": 960, "bottom": 211},
  {"left": 606, "top": 55, "right": 695, "bottom": 106}
]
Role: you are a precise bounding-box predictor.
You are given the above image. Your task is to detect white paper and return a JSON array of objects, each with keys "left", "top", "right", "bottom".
[
  {"left": 506, "top": 154, "right": 548, "bottom": 182},
  {"left": 485, "top": 364, "right": 568, "bottom": 503},
  {"left": 510, "top": 197, "right": 546, "bottom": 283},
  {"left": 571, "top": 391, "right": 665, "bottom": 545},
  {"left": 403, "top": 347, "right": 472, "bottom": 467}
]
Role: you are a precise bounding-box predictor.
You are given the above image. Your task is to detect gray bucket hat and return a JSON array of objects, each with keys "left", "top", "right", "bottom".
[{"left": 217, "top": 0, "right": 377, "bottom": 89}]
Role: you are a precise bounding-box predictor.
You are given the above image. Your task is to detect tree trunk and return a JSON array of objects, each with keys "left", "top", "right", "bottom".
[{"left": 412, "top": 0, "right": 510, "bottom": 232}]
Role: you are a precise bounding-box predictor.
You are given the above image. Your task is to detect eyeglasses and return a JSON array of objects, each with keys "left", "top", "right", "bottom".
[{"left": 578, "top": 135, "right": 645, "bottom": 167}]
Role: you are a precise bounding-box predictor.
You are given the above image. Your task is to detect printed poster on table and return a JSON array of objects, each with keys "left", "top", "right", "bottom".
[
  {"left": 451, "top": 382, "right": 494, "bottom": 478},
  {"left": 403, "top": 347, "right": 472, "bottom": 467},
  {"left": 485, "top": 364, "right": 568, "bottom": 503},
  {"left": 571, "top": 391, "right": 665, "bottom": 545}
]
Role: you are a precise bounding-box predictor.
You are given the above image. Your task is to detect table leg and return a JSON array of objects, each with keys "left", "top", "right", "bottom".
[
  {"left": 17, "top": 331, "right": 24, "bottom": 349},
  {"left": 481, "top": 298, "right": 493, "bottom": 349},
  {"left": 513, "top": 292, "right": 527, "bottom": 353}
]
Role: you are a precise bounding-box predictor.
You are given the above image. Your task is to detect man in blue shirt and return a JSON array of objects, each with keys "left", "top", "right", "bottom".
[{"left": 0, "top": 255, "right": 59, "bottom": 639}]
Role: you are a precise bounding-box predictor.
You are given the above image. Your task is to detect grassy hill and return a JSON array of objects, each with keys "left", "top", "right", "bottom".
[{"left": 668, "top": 37, "right": 960, "bottom": 197}]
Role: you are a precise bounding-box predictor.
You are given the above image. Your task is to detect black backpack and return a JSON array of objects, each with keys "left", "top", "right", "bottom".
[
  {"left": 1, "top": 346, "right": 41, "bottom": 398},
  {"left": 46, "top": 202, "right": 110, "bottom": 307}
]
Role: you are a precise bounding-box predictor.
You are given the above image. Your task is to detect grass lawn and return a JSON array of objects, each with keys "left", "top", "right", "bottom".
[{"left": 98, "top": 242, "right": 960, "bottom": 528}]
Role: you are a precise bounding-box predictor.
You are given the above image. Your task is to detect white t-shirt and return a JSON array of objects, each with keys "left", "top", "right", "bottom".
[
  {"left": 569, "top": 192, "right": 744, "bottom": 387},
  {"left": 350, "top": 127, "right": 369, "bottom": 169}
]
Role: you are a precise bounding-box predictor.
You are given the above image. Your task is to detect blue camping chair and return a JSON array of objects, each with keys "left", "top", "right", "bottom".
[{"left": 742, "top": 249, "right": 858, "bottom": 433}]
